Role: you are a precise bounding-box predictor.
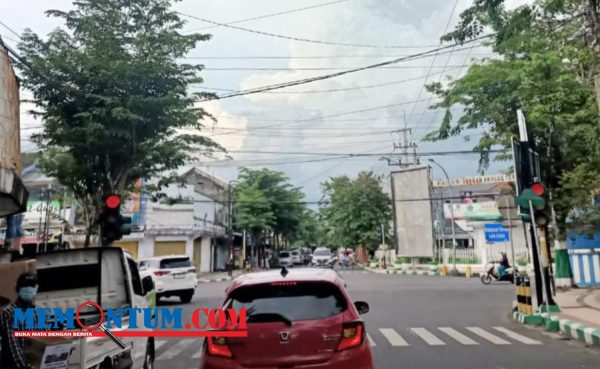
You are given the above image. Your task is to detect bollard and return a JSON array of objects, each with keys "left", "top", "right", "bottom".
[
  {"left": 524, "top": 277, "right": 533, "bottom": 315},
  {"left": 516, "top": 276, "right": 524, "bottom": 313},
  {"left": 465, "top": 265, "right": 472, "bottom": 278},
  {"left": 440, "top": 264, "right": 448, "bottom": 276}
]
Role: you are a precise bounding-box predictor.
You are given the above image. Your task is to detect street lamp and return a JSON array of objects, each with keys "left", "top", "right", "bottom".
[{"left": 428, "top": 159, "right": 457, "bottom": 272}]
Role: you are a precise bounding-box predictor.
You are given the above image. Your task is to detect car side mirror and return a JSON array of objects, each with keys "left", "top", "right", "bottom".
[
  {"left": 142, "top": 276, "right": 155, "bottom": 295},
  {"left": 354, "top": 301, "right": 369, "bottom": 315}
]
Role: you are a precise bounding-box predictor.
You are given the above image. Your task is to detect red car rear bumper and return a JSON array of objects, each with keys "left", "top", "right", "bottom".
[{"left": 199, "top": 341, "right": 373, "bottom": 369}]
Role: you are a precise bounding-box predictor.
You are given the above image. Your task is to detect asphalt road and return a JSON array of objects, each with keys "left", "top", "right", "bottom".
[{"left": 151, "top": 269, "right": 600, "bottom": 369}]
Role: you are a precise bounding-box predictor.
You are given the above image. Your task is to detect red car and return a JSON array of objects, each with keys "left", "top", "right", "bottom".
[{"left": 199, "top": 268, "right": 373, "bottom": 369}]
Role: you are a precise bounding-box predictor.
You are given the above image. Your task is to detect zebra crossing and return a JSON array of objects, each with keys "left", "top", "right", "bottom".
[{"left": 151, "top": 325, "right": 543, "bottom": 364}]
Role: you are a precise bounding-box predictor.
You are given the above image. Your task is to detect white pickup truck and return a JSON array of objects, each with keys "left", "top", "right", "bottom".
[{"left": 34, "top": 247, "right": 156, "bottom": 369}]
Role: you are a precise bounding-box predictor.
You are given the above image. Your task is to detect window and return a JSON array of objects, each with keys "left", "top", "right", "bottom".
[
  {"left": 314, "top": 249, "right": 331, "bottom": 256},
  {"left": 127, "top": 257, "right": 143, "bottom": 296},
  {"left": 160, "top": 257, "right": 192, "bottom": 269},
  {"left": 228, "top": 282, "right": 347, "bottom": 322},
  {"left": 278, "top": 251, "right": 290, "bottom": 258},
  {"left": 37, "top": 265, "right": 100, "bottom": 292}
]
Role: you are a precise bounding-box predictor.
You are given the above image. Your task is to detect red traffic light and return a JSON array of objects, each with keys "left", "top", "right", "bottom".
[
  {"left": 105, "top": 194, "right": 121, "bottom": 209},
  {"left": 531, "top": 183, "right": 545, "bottom": 196}
]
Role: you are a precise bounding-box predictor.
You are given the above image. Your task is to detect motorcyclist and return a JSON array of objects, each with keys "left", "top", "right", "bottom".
[{"left": 498, "top": 253, "right": 510, "bottom": 279}]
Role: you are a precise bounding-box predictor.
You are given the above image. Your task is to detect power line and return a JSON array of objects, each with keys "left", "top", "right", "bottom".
[
  {"left": 406, "top": 0, "right": 460, "bottom": 134},
  {"left": 202, "top": 149, "right": 500, "bottom": 157},
  {"left": 202, "top": 65, "right": 470, "bottom": 71},
  {"left": 200, "top": 36, "right": 490, "bottom": 101},
  {"left": 194, "top": 67, "right": 462, "bottom": 95},
  {"left": 178, "top": 11, "right": 440, "bottom": 49},
  {"left": 184, "top": 53, "right": 493, "bottom": 60},
  {"left": 0, "top": 20, "right": 20, "bottom": 38},
  {"left": 184, "top": 0, "right": 349, "bottom": 32},
  {"left": 210, "top": 98, "right": 435, "bottom": 135}
]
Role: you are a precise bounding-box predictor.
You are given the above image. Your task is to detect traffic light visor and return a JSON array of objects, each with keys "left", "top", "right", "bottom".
[
  {"left": 105, "top": 195, "right": 121, "bottom": 209},
  {"left": 531, "top": 183, "right": 545, "bottom": 196}
]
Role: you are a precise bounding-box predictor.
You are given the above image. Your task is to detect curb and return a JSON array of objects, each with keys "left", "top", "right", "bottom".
[
  {"left": 513, "top": 311, "right": 600, "bottom": 346},
  {"left": 364, "top": 267, "right": 478, "bottom": 278},
  {"left": 198, "top": 276, "right": 233, "bottom": 283}
]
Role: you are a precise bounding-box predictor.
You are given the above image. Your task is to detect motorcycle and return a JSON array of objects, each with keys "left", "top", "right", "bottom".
[{"left": 480, "top": 261, "right": 517, "bottom": 284}]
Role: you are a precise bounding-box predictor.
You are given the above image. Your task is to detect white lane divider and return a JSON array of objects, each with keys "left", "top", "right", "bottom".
[
  {"left": 493, "top": 327, "right": 542, "bottom": 345},
  {"left": 466, "top": 327, "right": 510, "bottom": 345},
  {"left": 409, "top": 328, "right": 446, "bottom": 346},
  {"left": 379, "top": 328, "right": 409, "bottom": 347},
  {"left": 191, "top": 339, "right": 205, "bottom": 359},
  {"left": 438, "top": 327, "right": 479, "bottom": 345},
  {"left": 367, "top": 333, "right": 376, "bottom": 346},
  {"left": 156, "top": 339, "right": 197, "bottom": 361}
]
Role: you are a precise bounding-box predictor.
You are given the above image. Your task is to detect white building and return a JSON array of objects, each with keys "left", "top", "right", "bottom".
[{"left": 116, "top": 167, "right": 230, "bottom": 273}]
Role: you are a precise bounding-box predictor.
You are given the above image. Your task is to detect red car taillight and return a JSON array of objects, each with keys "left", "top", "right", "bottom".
[
  {"left": 154, "top": 270, "right": 171, "bottom": 276},
  {"left": 337, "top": 322, "right": 364, "bottom": 351},
  {"left": 207, "top": 337, "right": 233, "bottom": 358}
]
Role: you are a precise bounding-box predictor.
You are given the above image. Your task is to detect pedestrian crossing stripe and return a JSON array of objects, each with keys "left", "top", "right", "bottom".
[
  {"left": 152, "top": 326, "right": 544, "bottom": 361},
  {"left": 438, "top": 327, "right": 479, "bottom": 345},
  {"left": 409, "top": 328, "right": 446, "bottom": 346}
]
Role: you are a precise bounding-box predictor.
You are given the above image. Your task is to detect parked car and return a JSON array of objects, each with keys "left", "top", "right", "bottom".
[
  {"left": 199, "top": 268, "right": 373, "bottom": 369},
  {"left": 138, "top": 255, "right": 198, "bottom": 303},
  {"left": 290, "top": 249, "right": 302, "bottom": 265},
  {"left": 312, "top": 247, "right": 334, "bottom": 267},
  {"left": 277, "top": 251, "right": 293, "bottom": 268}
]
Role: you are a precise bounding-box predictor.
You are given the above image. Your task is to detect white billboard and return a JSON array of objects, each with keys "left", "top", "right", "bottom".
[{"left": 391, "top": 166, "right": 435, "bottom": 257}]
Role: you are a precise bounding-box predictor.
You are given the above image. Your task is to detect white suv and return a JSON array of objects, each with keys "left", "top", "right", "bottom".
[{"left": 139, "top": 255, "right": 198, "bottom": 303}]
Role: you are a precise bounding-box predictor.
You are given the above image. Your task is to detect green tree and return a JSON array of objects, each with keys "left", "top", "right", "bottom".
[
  {"left": 425, "top": 0, "right": 600, "bottom": 233},
  {"left": 319, "top": 171, "right": 392, "bottom": 252},
  {"left": 234, "top": 183, "right": 275, "bottom": 247},
  {"left": 17, "top": 0, "right": 220, "bottom": 245},
  {"left": 234, "top": 168, "right": 307, "bottom": 249}
]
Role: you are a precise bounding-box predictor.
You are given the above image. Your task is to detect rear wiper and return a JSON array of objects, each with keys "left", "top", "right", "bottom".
[{"left": 247, "top": 313, "right": 292, "bottom": 326}]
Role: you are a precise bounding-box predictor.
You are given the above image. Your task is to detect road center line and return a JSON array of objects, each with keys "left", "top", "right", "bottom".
[
  {"left": 409, "top": 328, "right": 446, "bottom": 346},
  {"left": 379, "top": 328, "right": 409, "bottom": 346},
  {"left": 466, "top": 327, "right": 510, "bottom": 345},
  {"left": 438, "top": 327, "right": 479, "bottom": 345}
]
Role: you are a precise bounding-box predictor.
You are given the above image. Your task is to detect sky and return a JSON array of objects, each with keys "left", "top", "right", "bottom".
[{"left": 0, "top": 0, "right": 532, "bottom": 201}]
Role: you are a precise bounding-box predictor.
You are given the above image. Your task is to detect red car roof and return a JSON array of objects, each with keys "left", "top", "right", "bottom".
[{"left": 226, "top": 268, "right": 344, "bottom": 293}]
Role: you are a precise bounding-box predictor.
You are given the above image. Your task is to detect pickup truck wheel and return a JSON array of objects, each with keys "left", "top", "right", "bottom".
[{"left": 143, "top": 341, "right": 154, "bottom": 369}]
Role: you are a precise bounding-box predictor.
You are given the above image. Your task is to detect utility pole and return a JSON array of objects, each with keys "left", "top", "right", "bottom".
[{"left": 382, "top": 112, "right": 420, "bottom": 168}]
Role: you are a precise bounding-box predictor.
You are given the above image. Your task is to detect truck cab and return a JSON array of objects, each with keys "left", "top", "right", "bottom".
[{"left": 34, "top": 247, "right": 156, "bottom": 369}]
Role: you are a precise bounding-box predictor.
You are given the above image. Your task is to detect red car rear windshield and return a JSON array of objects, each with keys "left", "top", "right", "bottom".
[{"left": 227, "top": 282, "right": 348, "bottom": 322}]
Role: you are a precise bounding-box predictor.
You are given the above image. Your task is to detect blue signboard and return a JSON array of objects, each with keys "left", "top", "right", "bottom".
[{"left": 485, "top": 223, "right": 510, "bottom": 243}]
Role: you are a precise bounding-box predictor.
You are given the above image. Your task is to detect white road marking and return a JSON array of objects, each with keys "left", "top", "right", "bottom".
[
  {"left": 466, "top": 327, "right": 510, "bottom": 345},
  {"left": 379, "top": 328, "right": 409, "bottom": 346},
  {"left": 493, "top": 327, "right": 542, "bottom": 345},
  {"left": 367, "top": 333, "right": 376, "bottom": 346},
  {"left": 409, "top": 328, "right": 446, "bottom": 346},
  {"left": 154, "top": 340, "right": 167, "bottom": 351},
  {"left": 156, "top": 339, "right": 197, "bottom": 361},
  {"left": 438, "top": 327, "right": 479, "bottom": 345}
]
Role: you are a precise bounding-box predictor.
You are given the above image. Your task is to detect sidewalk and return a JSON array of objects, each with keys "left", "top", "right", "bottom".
[
  {"left": 521, "top": 287, "right": 600, "bottom": 347},
  {"left": 554, "top": 288, "right": 600, "bottom": 330},
  {"left": 197, "top": 270, "right": 244, "bottom": 283}
]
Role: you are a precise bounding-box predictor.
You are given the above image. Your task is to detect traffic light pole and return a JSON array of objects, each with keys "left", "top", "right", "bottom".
[{"left": 528, "top": 201, "right": 551, "bottom": 315}]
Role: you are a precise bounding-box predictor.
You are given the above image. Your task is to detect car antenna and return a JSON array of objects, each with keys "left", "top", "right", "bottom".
[{"left": 281, "top": 266, "right": 289, "bottom": 278}]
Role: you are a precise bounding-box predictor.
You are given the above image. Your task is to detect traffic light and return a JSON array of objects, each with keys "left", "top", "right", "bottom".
[
  {"left": 516, "top": 182, "right": 548, "bottom": 225},
  {"left": 100, "top": 194, "right": 133, "bottom": 245},
  {"left": 531, "top": 182, "right": 548, "bottom": 226}
]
